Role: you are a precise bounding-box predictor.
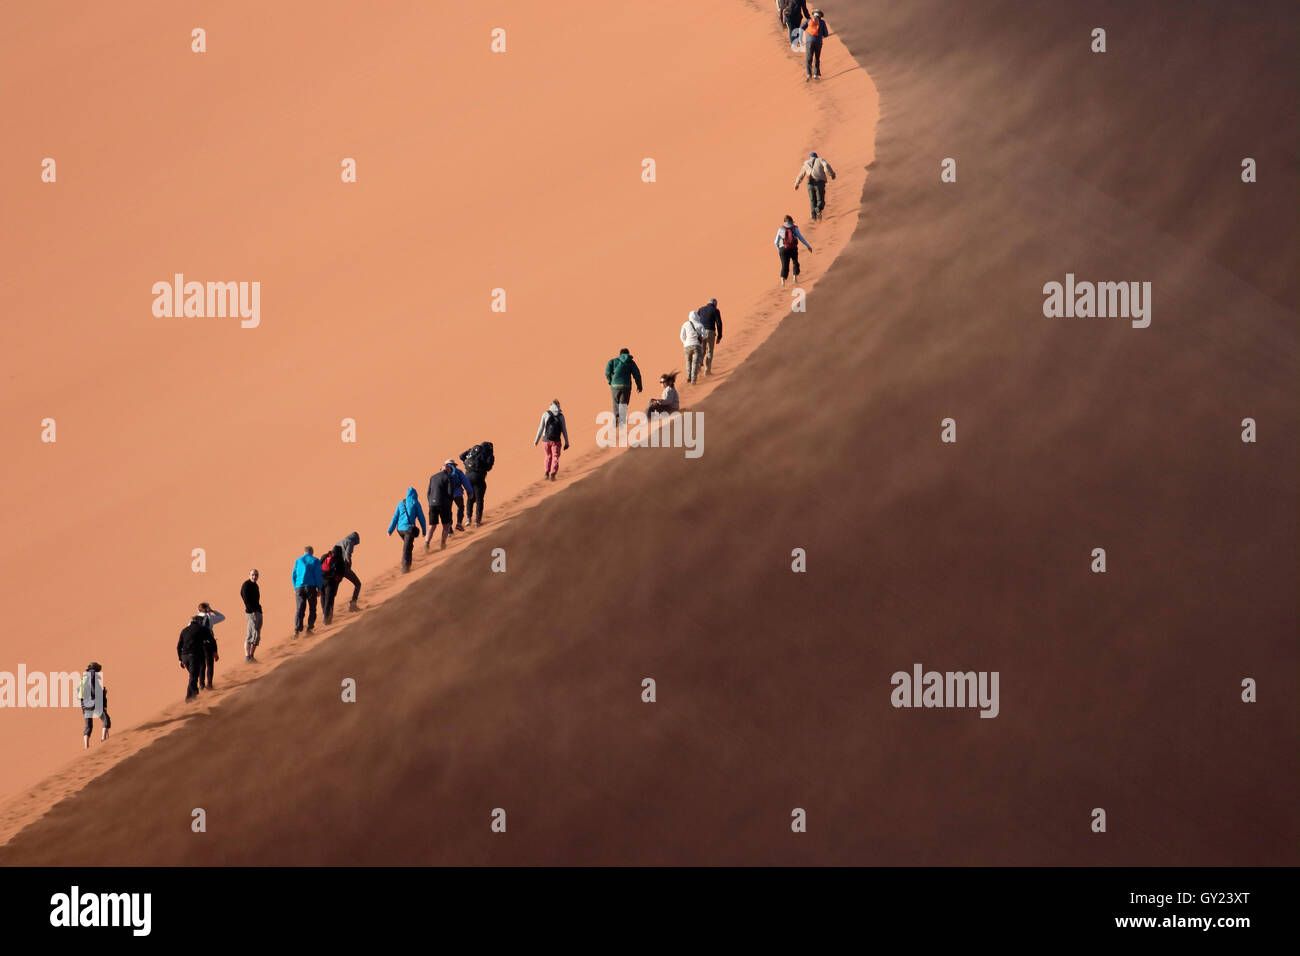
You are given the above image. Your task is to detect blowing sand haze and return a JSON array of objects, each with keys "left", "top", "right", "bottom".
[{"left": 0, "top": 0, "right": 1295, "bottom": 941}]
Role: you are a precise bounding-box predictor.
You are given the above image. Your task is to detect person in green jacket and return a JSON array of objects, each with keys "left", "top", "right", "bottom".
[{"left": 604, "top": 348, "right": 643, "bottom": 428}]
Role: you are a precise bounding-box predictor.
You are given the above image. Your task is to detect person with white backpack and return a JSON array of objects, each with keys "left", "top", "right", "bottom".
[{"left": 77, "top": 662, "right": 110, "bottom": 748}]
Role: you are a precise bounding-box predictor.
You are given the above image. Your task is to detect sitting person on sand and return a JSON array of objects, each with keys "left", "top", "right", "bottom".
[{"left": 647, "top": 372, "right": 681, "bottom": 417}]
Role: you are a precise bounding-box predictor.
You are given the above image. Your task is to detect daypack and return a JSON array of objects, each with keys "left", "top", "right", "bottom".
[
  {"left": 322, "top": 546, "right": 343, "bottom": 578},
  {"left": 542, "top": 412, "right": 563, "bottom": 442},
  {"left": 80, "top": 672, "right": 98, "bottom": 709},
  {"left": 465, "top": 442, "right": 495, "bottom": 473},
  {"left": 781, "top": 225, "right": 798, "bottom": 250}
]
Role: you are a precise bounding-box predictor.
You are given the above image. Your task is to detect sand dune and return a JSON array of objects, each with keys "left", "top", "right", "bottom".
[
  {"left": 0, "top": 0, "right": 873, "bottom": 809},
  {"left": 1, "top": 0, "right": 1295, "bottom": 865}
]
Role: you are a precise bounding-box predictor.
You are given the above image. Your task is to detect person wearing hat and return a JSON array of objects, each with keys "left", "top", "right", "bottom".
[
  {"left": 693, "top": 298, "right": 724, "bottom": 376},
  {"left": 794, "top": 152, "right": 837, "bottom": 221},
  {"left": 533, "top": 400, "right": 570, "bottom": 482},
  {"left": 77, "top": 662, "right": 110, "bottom": 748},
  {"left": 426, "top": 460, "right": 457, "bottom": 551},
  {"left": 802, "top": 8, "right": 831, "bottom": 80}
]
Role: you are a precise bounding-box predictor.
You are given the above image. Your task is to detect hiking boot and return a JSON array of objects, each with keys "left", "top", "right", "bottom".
[
  {"left": 455, "top": 524, "right": 464, "bottom": 531},
  {"left": 348, "top": 600, "right": 358, "bottom": 611}
]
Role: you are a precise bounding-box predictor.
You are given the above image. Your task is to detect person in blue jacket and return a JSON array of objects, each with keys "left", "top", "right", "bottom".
[
  {"left": 387, "top": 487, "right": 427, "bottom": 573},
  {"left": 291, "top": 546, "right": 323, "bottom": 637}
]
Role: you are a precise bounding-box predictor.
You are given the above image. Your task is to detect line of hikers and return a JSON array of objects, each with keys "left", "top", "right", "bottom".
[
  {"left": 777, "top": 1, "right": 832, "bottom": 81},
  {"left": 86, "top": 22, "right": 842, "bottom": 734},
  {"left": 388, "top": 441, "right": 495, "bottom": 571}
]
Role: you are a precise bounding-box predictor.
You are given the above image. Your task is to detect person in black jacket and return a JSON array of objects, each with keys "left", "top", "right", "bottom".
[
  {"left": 782, "top": 0, "right": 810, "bottom": 43},
  {"left": 320, "top": 544, "right": 346, "bottom": 625},
  {"left": 694, "top": 299, "right": 724, "bottom": 376},
  {"left": 177, "top": 615, "right": 213, "bottom": 702},
  {"left": 425, "top": 460, "right": 457, "bottom": 551},
  {"left": 336, "top": 532, "right": 362, "bottom": 612},
  {"left": 460, "top": 441, "right": 495, "bottom": 529},
  {"left": 240, "top": 569, "right": 262, "bottom": 662}
]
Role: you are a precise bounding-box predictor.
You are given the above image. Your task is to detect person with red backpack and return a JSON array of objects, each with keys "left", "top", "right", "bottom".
[
  {"left": 319, "top": 544, "right": 346, "bottom": 624},
  {"left": 773, "top": 214, "right": 813, "bottom": 286},
  {"left": 802, "top": 8, "right": 831, "bottom": 80}
]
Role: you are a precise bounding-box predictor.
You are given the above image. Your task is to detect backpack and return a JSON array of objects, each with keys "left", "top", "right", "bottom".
[
  {"left": 466, "top": 442, "right": 495, "bottom": 473},
  {"left": 80, "top": 672, "right": 98, "bottom": 708},
  {"left": 543, "top": 412, "right": 563, "bottom": 442},
  {"left": 322, "top": 546, "right": 343, "bottom": 578},
  {"left": 781, "top": 225, "right": 798, "bottom": 250}
]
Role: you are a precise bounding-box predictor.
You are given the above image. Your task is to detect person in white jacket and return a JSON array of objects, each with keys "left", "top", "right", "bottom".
[
  {"left": 197, "top": 602, "right": 225, "bottom": 691},
  {"left": 77, "top": 662, "right": 109, "bottom": 748},
  {"left": 533, "top": 399, "right": 570, "bottom": 481},
  {"left": 680, "top": 311, "right": 706, "bottom": 384}
]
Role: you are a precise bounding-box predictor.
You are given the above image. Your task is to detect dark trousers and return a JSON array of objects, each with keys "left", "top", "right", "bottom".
[
  {"left": 429, "top": 501, "right": 454, "bottom": 529},
  {"left": 183, "top": 654, "right": 202, "bottom": 700},
  {"left": 453, "top": 496, "right": 465, "bottom": 526},
  {"left": 611, "top": 385, "right": 632, "bottom": 425},
  {"left": 779, "top": 246, "right": 801, "bottom": 279},
  {"left": 466, "top": 473, "right": 487, "bottom": 524},
  {"left": 200, "top": 649, "right": 215, "bottom": 689},
  {"left": 805, "top": 37, "right": 822, "bottom": 77},
  {"left": 83, "top": 690, "right": 110, "bottom": 734},
  {"left": 341, "top": 566, "right": 361, "bottom": 603},
  {"left": 294, "top": 585, "right": 318, "bottom": 631},
  {"left": 807, "top": 178, "right": 826, "bottom": 218},
  {"left": 399, "top": 528, "right": 419, "bottom": 571},
  {"left": 321, "top": 577, "right": 339, "bottom": 622}
]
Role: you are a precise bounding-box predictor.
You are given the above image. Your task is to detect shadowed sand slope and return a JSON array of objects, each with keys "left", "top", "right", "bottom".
[{"left": 2, "top": 0, "right": 1296, "bottom": 864}]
